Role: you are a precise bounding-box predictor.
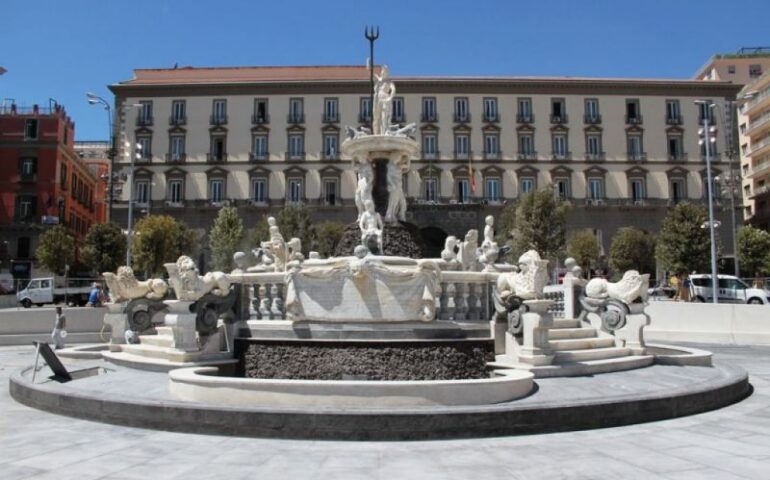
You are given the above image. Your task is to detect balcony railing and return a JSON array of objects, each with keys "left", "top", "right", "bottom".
[
  {"left": 748, "top": 112, "right": 770, "bottom": 135},
  {"left": 165, "top": 153, "right": 186, "bottom": 163},
  {"left": 551, "top": 152, "right": 572, "bottom": 161},
  {"left": 698, "top": 115, "right": 716, "bottom": 126},
  {"left": 665, "top": 115, "right": 683, "bottom": 125},
  {"left": 358, "top": 113, "right": 372, "bottom": 124},
  {"left": 625, "top": 115, "right": 643, "bottom": 125},
  {"left": 668, "top": 152, "right": 688, "bottom": 162},
  {"left": 745, "top": 86, "right": 770, "bottom": 110},
  {"left": 628, "top": 152, "right": 648, "bottom": 162},
  {"left": 19, "top": 172, "right": 37, "bottom": 182},
  {"left": 135, "top": 152, "right": 152, "bottom": 163},
  {"left": 322, "top": 151, "right": 339, "bottom": 161},
  {"left": 749, "top": 160, "right": 770, "bottom": 177},
  {"left": 206, "top": 153, "right": 228, "bottom": 163},
  {"left": 286, "top": 151, "right": 306, "bottom": 161},
  {"left": 210, "top": 114, "right": 228, "bottom": 125},
  {"left": 585, "top": 152, "right": 606, "bottom": 162},
  {"left": 392, "top": 114, "right": 406, "bottom": 123},
  {"left": 421, "top": 113, "right": 438, "bottom": 123},
  {"left": 484, "top": 151, "right": 501, "bottom": 160},
  {"left": 454, "top": 150, "right": 472, "bottom": 160},
  {"left": 517, "top": 113, "right": 534, "bottom": 123},
  {"left": 454, "top": 113, "right": 471, "bottom": 123},
  {"left": 422, "top": 151, "right": 439, "bottom": 160},
  {"left": 748, "top": 136, "right": 770, "bottom": 156},
  {"left": 169, "top": 115, "right": 186, "bottom": 126},
  {"left": 483, "top": 113, "right": 499, "bottom": 123},
  {"left": 584, "top": 114, "right": 602, "bottom": 124},
  {"left": 550, "top": 114, "right": 568, "bottom": 124},
  {"left": 252, "top": 114, "right": 270, "bottom": 125},
  {"left": 249, "top": 152, "right": 269, "bottom": 162},
  {"left": 135, "top": 116, "right": 153, "bottom": 127},
  {"left": 288, "top": 113, "right": 305, "bottom": 124},
  {"left": 517, "top": 152, "right": 537, "bottom": 161},
  {"left": 322, "top": 113, "right": 339, "bottom": 123},
  {"left": 749, "top": 183, "right": 770, "bottom": 199}
]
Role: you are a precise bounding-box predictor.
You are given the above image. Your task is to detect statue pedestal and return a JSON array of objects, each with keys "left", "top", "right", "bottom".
[
  {"left": 103, "top": 302, "right": 129, "bottom": 351},
  {"left": 164, "top": 300, "right": 199, "bottom": 352},
  {"left": 504, "top": 299, "right": 555, "bottom": 366},
  {"left": 614, "top": 304, "right": 650, "bottom": 355}
]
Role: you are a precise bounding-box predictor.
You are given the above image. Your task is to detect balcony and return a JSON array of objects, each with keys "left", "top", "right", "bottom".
[
  {"left": 665, "top": 115, "right": 683, "bottom": 125},
  {"left": 625, "top": 115, "right": 643, "bottom": 125},
  {"left": 749, "top": 183, "right": 770, "bottom": 199},
  {"left": 454, "top": 113, "right": 471, "bottom": 123},
  {"left": 358, "top": 113, "right": 372, "bottom": 124},
  {"left": 322, "top": 113, "right": 339, "bottom": 124},
  {"left": 584, "top": 114, "right": 602, "bottom": 124},
  {"left": 484, "top": 151, "right": 501, "bottom": 160},
  {"left": 628, "top": 152, "right": 648, "bottom": 162},
  {"left": 249, "top": 152, "right": 269, "bottom": 162},
  {"left": 517, "top": 152, "right": 537, "bottom": 161},
  {"left": 392, "top": 114, "right": 406, "bottom": 123},
  {"left": 252, "top": 113, "right": 270, "bottom": 125},
  {"left": 745, "top": 86, "right": 770, "bottom": 112},
  {"left": 668, "top": 152, "right": 688, "bottom": 162},
  {"left": 697, "top": 116, "right": 716, "bottom": 126},
  {"left": 135, "top": 153, "right": 152, "bottom": 163},
  {"left": 550, "top": 114, "right": 568, "bottom": 124},
  {"left": 286, "top": 151, "right": 306, "bottom": 161},
  {"left": 748, "top": 136, "right": 770, "bottom": 157},
  {"left": 483, "top": 113, "right": 499, "bottom": 123},
  {"left": 18, "top": 172, "right": 37, "bottom": 182},
  {"left": 322, "top": 151, "right": 339, "bottom": 161},
  {"left": 517, "top": 113, "right": 534, "bottom": 123},
  {"left": 454, "top": 150, "right": 472, "bottom": 160},
  {"left": 169, "top": 115, "right": 186, "bottom": 126},
  {"left": 135, "top": 116, "right": 153, "bottom": 127},
  {"left": 206, "top": 153, "right": 228, "bottom": 163},
  {"left": 551, "top": 152, "right": 572, "bottom": 161},
  {"left": 210, "top": 114, "right": 228, "bottom": 126},
  {"left": 748, "top": 111, "right": 770, "bottom": 137},
  {"left": 749, "top": 160, "right": 770, "bottom": 177},
  {"left": 287, "top": 113, "right": 305, "bottom": 124},
  {"left": 165, "top": 153, "right": 186, "bottom": 163},
  {"left": 422, "top": 150, "right": 439, "bottom": 160},
  {"left": 585, "top": 152, "right": 606, "bottom": 162},
  {"left": 421, "top": 113, "right": 438, "bottom": 123}
]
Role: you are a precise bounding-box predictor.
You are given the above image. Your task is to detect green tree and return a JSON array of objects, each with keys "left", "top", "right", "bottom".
[
  {"left": 608, "top": 227, "right": 656, "bottom": 275},
  {"left": 208, "top": 206, "right": 245, "bottom": 271},
  {"left": 494, "top": 204, "right": 516, "bottom": 247},
  {"left": 132, "top": 215, "right": 194, "bottom": 276},
  {"left": 655, "top": 203, "right": 713, "bottom": 276},
  {"left": 315, "top": 221, "right": 346, "bottom": 257},
  {"left": 81, "top": 222, "right": 127, "bottom": 275},
  {"left": 35, "top": 225, "right": 75, "bottom": 275},
  {"left": 276, "top": 205, "right": 316, "bottom": 254},
  {"left": 737, "top": 225, "right": 770, "bottom": 278},
  {"left": 510, "top": 188, "right": 567, "bottom": 262},
  {"left": 249, "top": 215, "right": 271, "bottom": 247},
  {"left": 566, "top": 229, "right": 601, "bottom": 273}
]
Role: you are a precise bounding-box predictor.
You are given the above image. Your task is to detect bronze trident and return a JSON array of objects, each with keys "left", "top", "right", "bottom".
[{"left": 365, "top": 25, "right": 380, "bottom": 129}]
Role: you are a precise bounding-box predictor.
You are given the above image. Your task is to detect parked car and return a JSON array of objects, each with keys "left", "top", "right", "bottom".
[
  {"left": 648, "top": 281, "right": 676, "bottom": 300},
  {"left": 689, "top": 274, "right": 770, "bottom": 304},
  {"left": 0, "top": 272, "right": 14, "bottom": 294},
  {"left": 16, "top": 277, "right": 91, "bottom": 308}
]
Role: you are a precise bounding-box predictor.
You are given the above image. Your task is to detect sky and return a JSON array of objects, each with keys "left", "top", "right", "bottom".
[{"left": 2, "top": 0, "right": 770, "bottom": 140}]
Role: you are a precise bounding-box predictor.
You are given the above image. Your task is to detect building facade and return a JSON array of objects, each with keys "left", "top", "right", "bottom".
[
  {"left": 109, "top": 66, "right": 742, "bottom": 260},
  {"left": 739, "top": 72, "right": 770, "bottom": 229},
  {"left": 74, "top": 141, "right": 111, "bottom": 225},
  {"left": 0, "top": 103, "right": 103, "bottom": 280},
  {"left": 695, "top": 48, "right": 770, "bottom": 84}
]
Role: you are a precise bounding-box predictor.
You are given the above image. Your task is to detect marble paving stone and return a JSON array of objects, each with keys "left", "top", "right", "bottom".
[{"left": 0, "top": 464, "right": 45, "bottom": 480}]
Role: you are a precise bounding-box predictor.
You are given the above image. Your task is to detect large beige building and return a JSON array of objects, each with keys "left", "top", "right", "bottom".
[
  {"left": 739, "top": 71, "right": 770, "bottom": 230},
  {"left": 109, "top": 65, "right": 741, "bottom": 261}
]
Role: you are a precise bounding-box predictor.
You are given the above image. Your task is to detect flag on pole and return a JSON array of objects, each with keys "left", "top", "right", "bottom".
[{"left": 469, "top": 156, "right": 476, "bottom": 194}]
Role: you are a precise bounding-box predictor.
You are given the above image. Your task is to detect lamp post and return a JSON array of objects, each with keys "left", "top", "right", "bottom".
[
  {"left": 86, "top": 93, "right": 116, "bottom": 222},
  {"left": 124, "top": 137, "right": 142, "bottom": 266},
  {"left": 696, "top": 100, "right": 719, "bottom": 304},
  {"left": 711, "top": 100, "right": 741, "bottom": 277}
]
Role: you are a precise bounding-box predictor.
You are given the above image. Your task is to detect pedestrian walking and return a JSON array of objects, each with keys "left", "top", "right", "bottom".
[{"left": 52, "top": 306, "right": 67, "bottom": 350}]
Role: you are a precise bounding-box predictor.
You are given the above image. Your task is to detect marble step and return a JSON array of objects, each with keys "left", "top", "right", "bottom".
[
  {"left": 548, "top": 327, "right": 597, "bottom": 340},
  {"left": 554, "top": 346, "right": 630, "bottom": 362},
  {"left": 528, "top": 355, "right": 654, "bottom": 378},
  {"left": 120, "top": 343, "right": 198, "bottom": 363},
  {"left": 102, "top": 350, "right": 236, "bottom": 373},
  {"left": 549, "top": 336, "right": 615, "bottom": 351},
  {"left": 551, "top": 318, "right": 581, "bottom": 329},
  {"left": 138, "top": 334, "right": 175, "bottom": 348}
]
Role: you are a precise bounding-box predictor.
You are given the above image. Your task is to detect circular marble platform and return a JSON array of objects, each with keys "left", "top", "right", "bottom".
[{"left": 9, "top": 357, "right": 749, "bottom": 440}]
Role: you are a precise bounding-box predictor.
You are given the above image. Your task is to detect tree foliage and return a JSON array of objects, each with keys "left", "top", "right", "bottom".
[
  {"left": 132, "top": 215, "right": 194, "bottom": 276},
  {"left": 35, "top": 225, "right": 75, "bottom": 275},
  {"left": 494, "top": 204, "right": 516, "bottom": 247},
  {"left": 315, "top": 221, "right": 346, "bottom": 257},
  {"left": 208, "top": 206, "right": 245, "bottom": 271},
  {"left": 566, "top": 229, "right": 601, "bottom": 273},
  {"left": 737, "top": 225, "right": 770, "bottom": 278},
  {"left": 655, "top": 203, "right": 713, "bottom": 276},
  {"left": 81, "top": 222, "right": 127, "bottom": 275},
  {"left": 608, "top": 227, "right": 656, "bottom": 275},
  {"left": 510, "top": 188, "right": 567, "bottom": 262},
  {"left": 272, "top": 205, "right": 317, "bottom": 254}
]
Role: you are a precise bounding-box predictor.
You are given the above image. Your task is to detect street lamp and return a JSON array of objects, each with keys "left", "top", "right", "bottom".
[
  {"left": 695, "top": 100, "right": 719, "bottom": 304},
  {"left": 86, "top": 92, "right": 116, "bottom": 222},
  {"left": 125, "top": 137, "right": 142, "bottom": 266}
]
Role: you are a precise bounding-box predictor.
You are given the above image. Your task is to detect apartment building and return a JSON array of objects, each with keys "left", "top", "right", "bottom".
[
  {"left": 738, "top": 72, "right": 770, "bottom": 229},
  {"left": 108, "top": 65, "right": 741, "bottom": 257},
  {"left": 695, "top": 48, "right": 770, "bottom": 84}
]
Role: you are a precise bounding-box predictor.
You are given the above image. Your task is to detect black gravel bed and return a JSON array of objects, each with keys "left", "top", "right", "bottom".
[{"left": 235, "top": 339, "right": 494, "bottom": 381}]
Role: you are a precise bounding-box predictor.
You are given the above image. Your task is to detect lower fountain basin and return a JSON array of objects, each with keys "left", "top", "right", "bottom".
[{"left": 168, "top": 366, "right": 534, "bottom": 408}]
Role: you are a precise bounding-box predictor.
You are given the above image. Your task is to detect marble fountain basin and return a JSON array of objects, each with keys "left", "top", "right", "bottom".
[{"left": 168, "top": 367, "right": 534, "bottom": 408}]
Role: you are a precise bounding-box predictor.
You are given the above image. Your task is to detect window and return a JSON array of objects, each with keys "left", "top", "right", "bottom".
[
  {"left": 727, "top": 65, "right": 736, "bottom": 74},
  {"left": 519, "top": 133, "right": 535, "bottom": 155},
  {"left": 360, "top": 97, "right": 372, "bottom": 122},
  {"left": 251, "top": 178, "right": 267, "bottom": 203},
  {"left": 60, "top": 164, "right": 67, "bottom": 189},
  {"left": 169, "top": 135, "right": 185, "bottom": 161},
  {"left": 287, "top": 178, "right": 303, "bottom": 204},
  {"left": 520, "top": 177, "right": 535, "bottom": 194},
  {"left": 134, "top": 180, "right": 150, "bottom": 205},
  {"left": 392, "top": 97, "right": 404, "bottom": 122},
  {"left": 584, "top": 99, "right": 600, "bottom": 122},
  {"left": 288, "top": 134, "right": 304, "bottom": 160},
  {"left": 454, "top": 134, "right": 470, "bottom": 158},
  {"left": 457, "top": 178, "right": 470, "bottom": 203},
  {"left": 484, "top": 134, "right": 499, "bottom": 158},
  {"left": 252, "top": 135, "right": 268, "bottom": 160},
  {"left": 554, "top": 178, "right": 570, "bottom": 200},
  {"left": 289, "top": 98, "right": 304, "bottom": 123},
  {"left": 551, "top": 98, "right": 566, "bottom": 122},
  {"left": 704, "top": 176, "right": 721, "bottom": 200},
  {"left": 16, "top": 195, "right": 34, "bottom": 219},
  {"left": 749, "top": 64, "right": 763, "bottom": 78},
  {"left": 168, "top": 180, "right": 183, "bottom": 204},
  {"left": 552, "top": 134, "right": 568, "bottom": 158},
  {"left": 625, "top": 99, "right": 642, "bottom": 123},
  {"left": 138, "top": 101, "right": 153, "bottom": 125},
  {"left": 209, "top": 135, "right": 226, "bottom": 161},
  {"left": 253, "top": 98, "right": 269, "bottom": 123},
  {"left": 20, "top": 157, "right": 36, "bottom": 177},
  {"left": 671, "top": 178, "right": 686, "bottom": 203},
  {"left": 171, "top": 100, "right": 186, "bottom": 124},
  {"left": 422, "top": 97, "right": 437, "bottom": 122},
  {"left": 517, "top": 98, "right": 533, "bottom": 122},
  {"left": 454, "top": 97, "right": 469, "bottom": 122},
  {"left": 666, "top": 100, "right": 681, "bottom": 123},
  {"left": 212, "top": 99, "right": 227, "bottom": 124},
  {"left": 137, "top": 136, "right": 152, "bottom": 159},
  {"left": 627, "top": 134, "right": 644, "bottom": 160},
  {"left": 698, "top": 100, "right": 715, "bottom": 124},
  {"left": 422, "top": 133, "right": 437, "bottom": 158},
  {"left": 700, "top": 136, "right": 717, "bottom": 158},
  {"left": 668, "top": 135, "right": 684, "bottom": 160},
  {"left": 588, "top": 178, "right": 604, "bottom": 200},
  {"left": 324, "top": 98, "right": 338, "bottom": 122},
  {"left": 483, "top": 97, "right": 498, "bottom": 122},
  {"left": 209, "top": 179, "right": 224, "bottom": 203},
  {"left": 630, "top": 179, "right": 645, "bottom": 202},
  {"left": 24, "top": 119, "right": 38, "bottom": 140},
  {"left": 323, "top": 134, "right": 338, "bottom": 159},
  {"left": 71, "top": 173, "right": 77, "bottom": 197},
  {"left": 586, "top": 134, "right": 602, "bottom": 157},
  {"left": 323, "top": 178, "right": 338, "bottom": 205},
  {"left": 424, "top": 177, "right": 438, "bottom": 202},
  {"left": 485, "top": 177, "right": 501, "bottom": 203}
]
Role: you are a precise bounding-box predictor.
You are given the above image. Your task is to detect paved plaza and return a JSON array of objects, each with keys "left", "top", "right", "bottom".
[{"left": 0, "top": 343, "right": 769, "bottom": 479}]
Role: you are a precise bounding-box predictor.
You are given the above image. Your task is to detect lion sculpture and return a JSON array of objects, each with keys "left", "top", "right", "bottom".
[
  {"left": 102, "top": 266, "right": 168, "bottom": 304},
  {"left": 164, "top": 255, "right": 231, "bottom": 302},
  {"left": 496, "top": 250, "right": 549, "bottom": 301},
  {"left": 585, "top": 270, "right": 650, "bottom": 305}
]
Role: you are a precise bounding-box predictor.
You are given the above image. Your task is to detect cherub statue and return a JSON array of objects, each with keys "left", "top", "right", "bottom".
[
  {"left": 359, "top": 199, "right": 383, "bottom": 254},
  {"left": 287, "top": 237, "right": 304, "bottom": 262},
  {"left": 457, "top": 229, "right": 480, "bottom": 271},
  {"left": 478, "top": 215, "right": 499, "bottom": 269},
  {"left": 355, "top": 163, "right": 374, "bottom": 221},
  {"left": 385, "top": 163, "right": 406, "bottom": 223},
  {"left": 441, "top": 236, "right": 458, "bottom": 262}
]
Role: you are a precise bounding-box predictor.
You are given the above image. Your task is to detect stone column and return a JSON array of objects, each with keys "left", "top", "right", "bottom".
[
  {"left": 508, "top": 299, "right": 555, "bottom": 366},
  {"left": 614, "top": 304, "right": 650, "bottom": 355},
  {"left": 164, "top": 300, "right": 199, "bottom": 352},
  {"left": 103, "top": 302, "right": 129, "bottom": 352}
]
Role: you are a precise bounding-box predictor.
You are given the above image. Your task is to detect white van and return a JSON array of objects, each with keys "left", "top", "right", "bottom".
[
  {"left": 16, "top": 277, "right": 91, "bottom": 308},
  {"left": 689, "top": 274, "right": 770, "bottom": 304}
]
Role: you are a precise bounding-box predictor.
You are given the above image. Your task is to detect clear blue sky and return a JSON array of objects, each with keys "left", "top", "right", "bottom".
[{"left": 3, "top": 0, "right": 769, "bottom": 140}]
